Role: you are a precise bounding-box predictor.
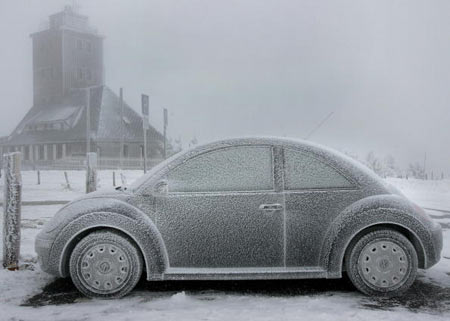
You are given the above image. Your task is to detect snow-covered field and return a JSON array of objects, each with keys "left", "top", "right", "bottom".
[
  {"left": 0, "top": 170, "right": 144, "bottom": 203},
  {"left": 0, "top": 171, "right": 449, "bottom": 321}
]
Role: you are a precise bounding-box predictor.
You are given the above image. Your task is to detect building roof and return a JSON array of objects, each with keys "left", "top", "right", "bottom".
[
  {"left": 4, "top": 86, "right": 163, "bottom": 146},
  {"left": 30, "top": 6, "right": 100, "bottom": 38}
]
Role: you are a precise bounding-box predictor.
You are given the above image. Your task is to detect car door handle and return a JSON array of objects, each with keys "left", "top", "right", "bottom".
[{"left": 259, "top": 203, "right": 283, "bottom": 211}]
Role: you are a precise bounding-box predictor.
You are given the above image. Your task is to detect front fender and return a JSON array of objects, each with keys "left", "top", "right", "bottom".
[
  {"left": 43, "top": 198, "right": 168, "bottom": 280},
  {"left": 320, "top": 194, "right": 437, "bottom": 278}
]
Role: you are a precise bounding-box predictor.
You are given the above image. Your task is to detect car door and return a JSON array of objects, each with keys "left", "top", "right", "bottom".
[
  {"left": 154, "top": 144, "right": 285, "bottom": 268},
  {"left": 282, "top": 148, "right": 365, "bottom": 268}
]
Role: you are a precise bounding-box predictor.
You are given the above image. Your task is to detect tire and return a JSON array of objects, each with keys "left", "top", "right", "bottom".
[
  {"left": 69, "top": 230, "right": 143, "bottom": 299},
  {"left": 345, "top": 229, "right": 418, "bottom": 297}
]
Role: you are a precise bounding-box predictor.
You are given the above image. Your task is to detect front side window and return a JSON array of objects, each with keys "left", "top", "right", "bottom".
[
  {"left": 284, "top": 148, "right": 353, "bottom": 190},
  {"left": 167, "top": 146, "right": 274, "bottom": 193}
]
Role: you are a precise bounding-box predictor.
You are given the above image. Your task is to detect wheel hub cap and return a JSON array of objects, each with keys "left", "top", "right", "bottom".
[
  {"left": 97, "top": 261, "right": 112, "bottom": 274},
  {"left": 79, "top": 243, "right": 131, "bottom": 292},
  {"left": 358, "top": 240, "right": 409, "bottom": 288}
]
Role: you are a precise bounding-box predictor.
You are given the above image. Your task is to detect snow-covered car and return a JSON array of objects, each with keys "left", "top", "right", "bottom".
[{"left": 35, "top": 137, "right": 442, "bottom": 298}]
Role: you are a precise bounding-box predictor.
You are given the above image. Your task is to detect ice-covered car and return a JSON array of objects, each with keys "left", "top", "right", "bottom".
[{"left": 35, "top": 137, "right": 442, "bottom": 298}]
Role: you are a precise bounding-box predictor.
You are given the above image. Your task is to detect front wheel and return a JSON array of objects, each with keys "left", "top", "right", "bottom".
[
  {"left": 69, "top": 230, "right": 143, "bottom": 298},
  {"left": 345, "top": 229, "right": 418, "bottom": 297}
]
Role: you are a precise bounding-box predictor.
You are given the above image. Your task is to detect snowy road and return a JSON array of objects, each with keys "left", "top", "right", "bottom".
[{"left": 0, "top": 173, "right": 449, "bottom": 321}]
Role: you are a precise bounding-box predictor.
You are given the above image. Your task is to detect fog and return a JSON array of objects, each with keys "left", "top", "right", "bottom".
[{"left": 0, "top": 0, "right": 449, "bottom": 173}]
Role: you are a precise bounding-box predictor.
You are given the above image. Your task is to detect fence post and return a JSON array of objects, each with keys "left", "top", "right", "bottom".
[
  {"left": 112, "top": 171, "right": 116, "bottom": 187},
  {"left": 37, "top": 170, "right": 40, "bottom": 185},
  {"left": 64, "top": 171, "right": 71, "bottom": 190},
  {"left": 2, "top": 152, "right": 22, "bottom": 270},
  {"left": 120, "top": 173, "right": 127, "bottom": 187},
  {"left": 86, "top": 152, "right": 97, "bottom": 194}
]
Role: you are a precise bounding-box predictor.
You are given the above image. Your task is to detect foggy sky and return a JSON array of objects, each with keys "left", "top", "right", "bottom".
[{"left": 0, "top": 0, "right": 449, "bottom": 173}]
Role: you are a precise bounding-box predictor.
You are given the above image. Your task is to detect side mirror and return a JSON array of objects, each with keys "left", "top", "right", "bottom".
[{"left": 153, "top": 179, "right": 169, "bottom": 195}]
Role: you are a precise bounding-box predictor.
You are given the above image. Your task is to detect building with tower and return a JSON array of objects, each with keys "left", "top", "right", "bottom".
[{"left": 0, "top": 6, "right": 164, "bottom": 169}]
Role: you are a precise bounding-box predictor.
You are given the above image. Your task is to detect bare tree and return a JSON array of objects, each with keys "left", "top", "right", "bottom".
[
  {"left": 365, "top": 151, "right": 383, "bottom": 176},
  {"left": 408, "top": 162, "right": 425, "bottom": 179}
]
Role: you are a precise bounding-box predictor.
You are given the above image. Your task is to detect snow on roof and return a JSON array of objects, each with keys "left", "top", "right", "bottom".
[{"left": 28, "top": 105, "right": 82, "bottom": 126}]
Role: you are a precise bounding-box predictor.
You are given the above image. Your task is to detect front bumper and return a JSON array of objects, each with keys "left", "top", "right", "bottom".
[{"left": 35, "top": 232, "right": 58, "bottom": 275}]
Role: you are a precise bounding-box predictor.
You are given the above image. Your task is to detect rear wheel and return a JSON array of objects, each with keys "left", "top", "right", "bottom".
[
  {"left": 345, "top": 229, "right": 418, "bottom": 297},
  {"left": 69, "top": 230, "right": 143, "bottom": 298}
]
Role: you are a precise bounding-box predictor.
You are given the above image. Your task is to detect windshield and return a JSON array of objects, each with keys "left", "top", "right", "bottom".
[{"left": 129, "top": 150, "right": 186, "bottom": 191}]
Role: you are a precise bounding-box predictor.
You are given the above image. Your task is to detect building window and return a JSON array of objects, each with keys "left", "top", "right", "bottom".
[
  {"left": 38, "top": 145, "right": 45, "bottom": 160},
  {"left": 123, "top": 145, "right": 129, "bottom": 158},
  {"left": 77, "top": 68, "right": 83, "bottom": 80},
  {"left": 87, "top": 69, "right": 92, "bottom": 80},
  {"left": 24, "top": 146, "right": 30, "bottom": 160},
  {"left": 77, "top": 39, "right": 83, "bottom": 50},
  {"left": 122, "top": 116, "right": 131, "bottom": 125},
  {"left": 38, "top": 67, "right": 54, "bottom": 80},
  {"left": 86, "top": 41, "right": 92, "bottom": 52},
  {"left": 57, "top": 144, "right": 63, "bottom": 159}
]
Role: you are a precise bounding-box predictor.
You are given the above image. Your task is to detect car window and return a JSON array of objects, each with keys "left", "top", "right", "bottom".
[
  {"left": 284, "top": 148, "right": 354, "bottom": 190},
  {"left": 167, "top": 146, "right": 274, "bottom": 192}
]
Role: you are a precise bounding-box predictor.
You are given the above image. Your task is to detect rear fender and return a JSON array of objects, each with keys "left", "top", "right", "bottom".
[{"left": 320, "top": 195, "right": 435, "bottom": 278}]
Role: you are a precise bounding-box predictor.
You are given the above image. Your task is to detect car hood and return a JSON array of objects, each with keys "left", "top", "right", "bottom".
[
  {"left": 37, "top": 188, "right": 132, "bottom": 238},
  {"left": 68, "top": 188, "right": 131, "bottom": 203}
]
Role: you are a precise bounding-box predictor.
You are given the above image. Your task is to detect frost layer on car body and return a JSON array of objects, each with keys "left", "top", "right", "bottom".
[{"left": 35, "top": 137, "right": 443, "bottom": 298}]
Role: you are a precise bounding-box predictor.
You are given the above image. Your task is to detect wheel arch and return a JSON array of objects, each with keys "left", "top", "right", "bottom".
[
  {"left": 51, "top": 210, "right": 169, "bottom": 280},
  {"left": 60, "top": 225, "right": 150, "bottom": 279},
  {"left": 320, "top": 196, "right": 435, "bottom": 278},
  {"left": 341, "top": 223, "right": 426, "bottom": 271}
]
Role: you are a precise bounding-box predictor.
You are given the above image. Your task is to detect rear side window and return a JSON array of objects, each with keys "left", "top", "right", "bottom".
[
  {"left": 167, "top": 146, "right": 274, "bottom": 192},
  {"left": 284, "top": 148, "right": 353, "bottom": 190}
]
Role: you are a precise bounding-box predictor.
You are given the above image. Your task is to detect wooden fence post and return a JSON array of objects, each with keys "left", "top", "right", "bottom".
[
  {"left": 2, "top": 152, "right": 22, "bottom": 270},
  {"left": 120, "top": 172, "right": 127, "bottom": 187},
  {"left": 112, "top": 171, "right": 116, "bottom": 187},
  {"left": 64, "top": 171, "right": 71, "bottom": 190},
  {"left": 86, "top": 152, "right": 98, "bottom": 194},
  {"left": 37, "top": 170, "right": 40, "bottom": 185}
]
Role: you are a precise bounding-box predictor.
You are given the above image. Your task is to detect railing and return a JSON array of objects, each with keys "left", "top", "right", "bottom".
[{"left": 19, "top": 157, "right": 164, "bottom": 171}]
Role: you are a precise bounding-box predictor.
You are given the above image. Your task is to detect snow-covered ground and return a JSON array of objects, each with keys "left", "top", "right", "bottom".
[
  {"left": 0, "top": 172, "right": 449, "bottom": 320},
  {"left": 0, "top": 170, "right": 144, "bottom": 203},
  {"left": 386, "top": 177, "right": 450, "bottom": 212}
]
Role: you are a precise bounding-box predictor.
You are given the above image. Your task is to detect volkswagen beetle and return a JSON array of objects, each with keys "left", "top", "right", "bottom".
[{"left": 35, "top": 137, "right": 442, "bottom": 298}]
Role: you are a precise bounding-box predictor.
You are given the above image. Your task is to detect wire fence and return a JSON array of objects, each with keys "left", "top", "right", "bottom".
[{"left": 15, "top": 157, "right": 164, "bottom": 171}]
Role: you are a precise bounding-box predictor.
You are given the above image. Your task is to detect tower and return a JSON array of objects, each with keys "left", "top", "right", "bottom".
[{"left": 30, "top": 6, "right": 103, "bottom": 106}]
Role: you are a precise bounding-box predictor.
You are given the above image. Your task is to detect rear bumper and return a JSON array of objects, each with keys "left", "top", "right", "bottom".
[{"left": 426, "top": 221, "right": 443, "bottom": 268}]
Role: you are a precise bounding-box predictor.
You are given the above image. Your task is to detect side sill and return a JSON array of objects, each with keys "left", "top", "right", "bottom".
[{"left": 153, "top": 267, "right": 328, "bottom": 281}]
